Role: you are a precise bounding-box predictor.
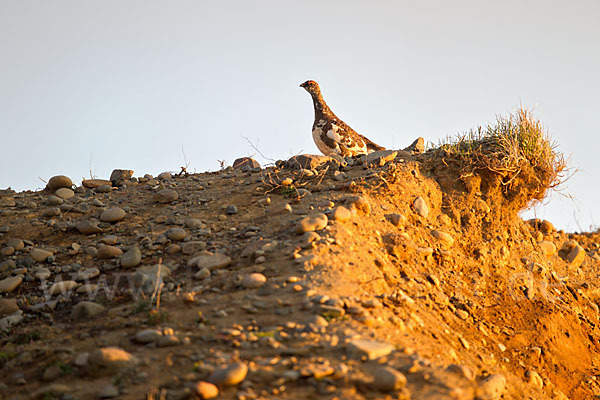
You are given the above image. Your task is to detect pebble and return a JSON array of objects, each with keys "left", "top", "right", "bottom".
[
  {"left": 46, "top": 175, "right": 73, "bottom": 191},
  {"left": 88, "top": 347, "right": 138, "bottom": 375},
  {"left": 73, "top": 267, "right": 100, "bottom": 281},
  {"left": 296, "top": 213, "right": 328, "bottom": 234},
  {"left": 0, "top": 276, "right": 23, "bottom": 293},
  {"left": 0, "top": 299, "right": 19, "bottom": 316},
  {"left": 71, "top": 301, "right": 105, "bottom": 320},
  {"left": 185, "top": 218, "right": 204, "bottom": 229},
  {"left": 431, "top": 230, "right": 454, "bottom": 246},
  {"left": 42, "top": 207, "right": 61, "bottom": 217},
  {"left": 242, "top": 273, "right": 267, "bottom": 289},
  {"left": 120, "top": 246, "right": 142, "bottom": 268},
  {"left": 347, "top": 339, "right": 394, "bottom": 360},
  {"left": 226, "top": 205, "right": 238, "bottom": 215},
  {"left": 412, "top": 196, "right": 429, "bottom": 217},
  {"left": 195, "top": 267, "right": 211, "bottom": 280},
  {"left": 476, "top": 374, "right": 507, "bottom": 400},
  {"left": 34, "top": 267, "right": 51, "bottom": 280},
  {"left": 209, "top": 362, "right": 248, "bottom": 386},
  {"left": 348, "top": 196, "right": 371, "bottom": 214},
  {"left": 7, "top": 238, "right": 24, "bottom": 251},
  {"left": 100, "top": 207, "right": 126, "bottom": 223},
  {"left": 371, "top": 366, "right": 407, "bottom": 392},
  {"left": 566, "top": 245, "right": 586, "bottom": 268},
  {"left": 538, "top": 240, "right": 556, "bottom": 257},
  {"left": 182, "top": 241, "right": 207, "bottom": 255},
  {"left": 30, "top": 248, "right": 53, "bottom": 262},
  {"left": 166, "top": 227, "right": 187, "bottom": 241},
  {"left": 154, "top": 189, "right": 178, "bottom": 203},
  {"left": 157, "top": 172, "right": 172, "bottom": 180},
  {"left": 386, "top": 213, "right": 406, "bottom": 227},
  {"left": 75, "top": 220, "right": 104, "bottom": 234},
  {"left": 188, "top": 252, "right": 232, "bottom": 270},
  {"left": 49, "top": 280, "right": 79, "bottom": 296},
  {"left": 135, "top": 329, "right": 163, "bottom": 344},
  {"left": 526, "top": 370, "right": 544, "bottom": 389},
  {"left": 97, "top": 245, "right": 123, "bottom": 259},
  {"left": 99, "top": 384, "right": 119, "bottom": 398},
  {"left": 195, "top": 381, "right": 219, "bottom": 399},
  {"left": 332, "top": 206, "right": 352, "bottom": 222},
  {"left": 55, "top": 187, "right": 75, "bottom": 199},
  {"left": 157, "top": 335, "right": 180, "bottom": 347},
  {"left": 1, "top": 246, "right": 14, "bottom": 256}
]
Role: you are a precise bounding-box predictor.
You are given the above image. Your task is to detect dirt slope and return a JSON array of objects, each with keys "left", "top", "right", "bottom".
[{"left": 0, "top": 150, "right": 599, "bottom": 400}]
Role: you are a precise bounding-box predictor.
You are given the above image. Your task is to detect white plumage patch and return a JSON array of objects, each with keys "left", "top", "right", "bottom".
[{"left": 312, "top": 127, "right": 335, "bottom": 155}]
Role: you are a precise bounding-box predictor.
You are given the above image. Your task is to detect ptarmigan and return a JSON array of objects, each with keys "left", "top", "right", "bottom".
[{"left": 300, "top": 80, "right": 385, "bottom": 158}]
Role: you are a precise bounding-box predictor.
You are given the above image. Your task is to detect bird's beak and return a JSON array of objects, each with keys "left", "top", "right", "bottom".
[{"left": 299, "top": 82, "right": 306, "bottom": 88}]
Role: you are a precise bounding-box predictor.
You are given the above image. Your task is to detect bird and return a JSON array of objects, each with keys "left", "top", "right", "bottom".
[{"left": 300, "top": 80, "right": 385, "bottom": 158}]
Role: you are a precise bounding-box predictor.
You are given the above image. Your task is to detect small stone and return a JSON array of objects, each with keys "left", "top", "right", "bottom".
[
  {"left": 371, "top": 366, "right": 407, "bottom": 392},
  {"left": 32, "top": 384, "right": 71, "bottom": 399},
  {"left": 120, "top": 246, "right": 142, "bottom": 268},
  {"left": 412, "top": 196, "right": 429, "bottom": 217},
  {"left": 0, "top": 276, "right": 22, "bottom": 293},
  {"left": 296, "top": 213, "right": 328, "bottom": 234},
  {"left": 55, "top": 187, "right": 75, "bottom": 199},
  {"left": 73, "top": 267, "right": 100, "bottom": 281},
  {"left": 82, "top": 179, "right": 112, "bottom": 188},
  {"left": 157, "top": 335, "right": 180, "bottom": 347},
  {"left": 34, "top": 267, "right": 51, "bottom": 280},
  {"left": 195, "top": 267, "right": 211, "bottom": 280},
  {"left": 526, "top": 370, "right": 544, "bottom": 389},
  {"left": 332, "top": 206, "right": 352, "bottom": 222},
  {"left": 1, "top": 246, "right": 14, "bottom": 256},
  {"left": 42, "top": 207, "right": 61, "bottom": 217},
  {"left": 97, "top": 245, "right": 123, "bottom": 259},
  {"left": 476, "top": 374, "right": 506, "bottom": 400},
  {"left": 347, "top": 339, "right": 394, "bottom": 360},
  {"left": 46, "top": 175, "right": 73, "bottom": 191},
  {"left": 100, "top": 207, "right": 126, "bottom": 223},
  {"left": 540, "top": 219, "right": 554, "bottom": 234},
  {"left": 30, "top": 248, "right": 53, "bottom": 262},
  {"left": 182, "top": 241, "right": 207, "bottom": 255},
  {"left": 195, "top": 381, "right": 219, "bottom": 399},
  {"left": 99, "top": 384, "right": 119, "bottom": 398},
  {"left": 0, "top": 197, "right": 15, "bottom": 207},
  {"left": 135, "top": 329, "right": 163, "bottom": 344},
  {"left": 403, "top": 137, "right": 425, "bottom": 155},
  {"left": 386, "top": 213, "right": 406, "bottom": 227},
  {"left": 365, "top": 150, "right": 398, "bottom": 167},
  {"left": 96, "top": 185, "right": 112, "bottom": 193},
  {"left": 88, "top": 347, "right": 138, "bottom": 375},
  {"left": 7, "top": 238, "right": 24, "bottom": 251},
  {"left": 566, "top": 245, "right": 586, "bottom": 268},
  {"left": 166, "top": 227, "right": 187, "bottom": 241},
  {"left": 43, "top": 364, "right": 62, "bottom": 382},
  {"left": 71, "top": 301, "right": 105, "bottom": 320},
  {"left": 431, "top": 230, "right": 454, "bottom": 246},
  {"left": 154, "top": 189, "right": 178, "bottom": 203},
  {"left": 0, "top": 299, "right": 19, "bottom": 315},
  {"left": 188, "top": 252, "right": 232, "bottom": 270},
  {"left": 49, "top": 280, "right": 79, "bottom": 296},
  {"left": 109, "top": 169, "right": 134, "bottom": 186},
  {"left": 286, "top": 154, "right": 330, "bottom": 170},
  {"left": 185, "top": 218, "right": 204, "bottom": 229},
  {"left": 348, "top": 196, "right": 371, "bottom": 215},
  {"left": 209, "top": 362, "right": 248, "bottom": 386},
  {"left": 157, "top": 172, "right": 172, "bottom": 180},
  {"left": 226, "top": 205, "right": 238, "bottom": 215},
  {"left": 538, "top": 241, "right": 556, "bottom": 257},
  {"left": 242, "top": 273, "right": 267, "bottom": 289},
  {"left": 75, "top": 220, "right": 104, "bottom": 235}
]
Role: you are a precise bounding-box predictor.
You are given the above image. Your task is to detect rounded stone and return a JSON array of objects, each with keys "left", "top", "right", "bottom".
[
  {"left": 73, "top": 267, "right": 100, "bottom": 281},
  {"left": 0, "top": 276, "right": 23, "bottom": 293},
  {"left": 195, "top": 381, "right": 219, "bottom": 399},
  {"left": 120, "top": 246, "right": 142, "bottom": 268},
  {"left": 100, "top": 207, "right": 126, "bottom": 223},
  {"left": 0, "top": 299, "right": 19, "bottom": 316},
  {"left": 97, "top": 245, "right": 123, "bottom": 259},
  {"left": 371, "top": 366, "right": 407, "bottom": 392},
  {"left": 75, "top": 220, "right": 104, "bottom": 235},
  {"left": 88, "top": 347, "right": 138, "bottom": 375},
  {"left": 46, "top": 175, "right": 73, "bottom": 191},
  {"left": 42, "top": 207, "right": 61, "bottom": 217},
  {"left": 431, "top": 230, "right": 454, "bottom": 246},
  {"left": 185, "top": 218, "right": 204, "bottom": 229},
  {"left": 34, "top": 267, "right": 51, "bottom": 280},
  {"left": 333, "top": 206, "right": 352, "bottom": 222},
  {"left": 412, "top": 196, "right": 429, "bottom": 217},
  {"left": 30, "top": 248, "right": 53, "bottom": 263},
  {"left": 135, "top": 329, "right": 162, "bottom": 344},
  {"left": 45, "top": 195, "right": 64, "bottom": 206},
  {"left": 55, "top": 187, "right": 75, "bottom": 199},
  {"left": 1, "top": 246, "right": 14, "bottom": 256},
  {"left": 296, "top": 213, "right": 328, "bottom": 234},
  {"left": 242, "top": 273, "right": 267, "bottom": 289},
  {"left": 182, "top": 241, "right": 207, "bottom": 255},
  {"left": 71, "top": 301, "right": 105, "bottom": 320},
  {"left": 49, "top": 280, "right": 79, "bottom": 296},
  {"left": 476, "top": 374, "right": 507, "bottom": 400},
  {"left": 166, "top": 227, "right": 187, "bottom": 241},
  {"left": 154, "top": 189, "right": 178, "bottom": 203},
  {"left": 195, "top": 267, "right": 211, "bottom": 280},
  {"left": 7, "top": 238, "right": 24, "bottom": 251},
  {"left": 209, "top": 362, "right": 248, "bottom": 386},
  {"left": 226, "top": 205, "right": 238, "bottom": 215}
]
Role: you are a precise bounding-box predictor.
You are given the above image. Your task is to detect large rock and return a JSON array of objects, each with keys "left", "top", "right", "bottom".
[{"left": 46, "top": 175, "right": 73, "bottom": 191}]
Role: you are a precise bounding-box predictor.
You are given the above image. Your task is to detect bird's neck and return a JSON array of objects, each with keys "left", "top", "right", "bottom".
[{"left": 310, "top": 91, "right": 335, "bottom": 120}]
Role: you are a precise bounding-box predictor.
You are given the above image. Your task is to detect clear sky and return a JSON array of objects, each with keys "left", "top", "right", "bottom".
[{"left": 1, "top": 1, "right": 599, "bottom": 231}]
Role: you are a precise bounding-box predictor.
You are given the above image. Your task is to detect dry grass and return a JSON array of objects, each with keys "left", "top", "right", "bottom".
[{"left": 436, "top": 107, "right": 567, "bottom": 190}]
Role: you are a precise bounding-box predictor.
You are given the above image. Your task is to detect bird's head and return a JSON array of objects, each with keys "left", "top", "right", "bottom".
[{"left": 300, "top": 80, "right": 320, "bottom": 95}]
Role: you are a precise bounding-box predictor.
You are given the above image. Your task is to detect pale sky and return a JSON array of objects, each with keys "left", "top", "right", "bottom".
[{"left": 1, "top": 1, "right": 599, "bottom": 231}]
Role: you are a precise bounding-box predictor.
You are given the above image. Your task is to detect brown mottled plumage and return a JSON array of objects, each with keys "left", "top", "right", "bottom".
[{"left": 300, "top": 80, "right": 385, "bottom": 157}]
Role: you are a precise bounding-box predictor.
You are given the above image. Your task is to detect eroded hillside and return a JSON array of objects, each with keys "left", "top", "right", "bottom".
[{"left": 0, "top": 142, "right": 599, "bottom": 400}]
